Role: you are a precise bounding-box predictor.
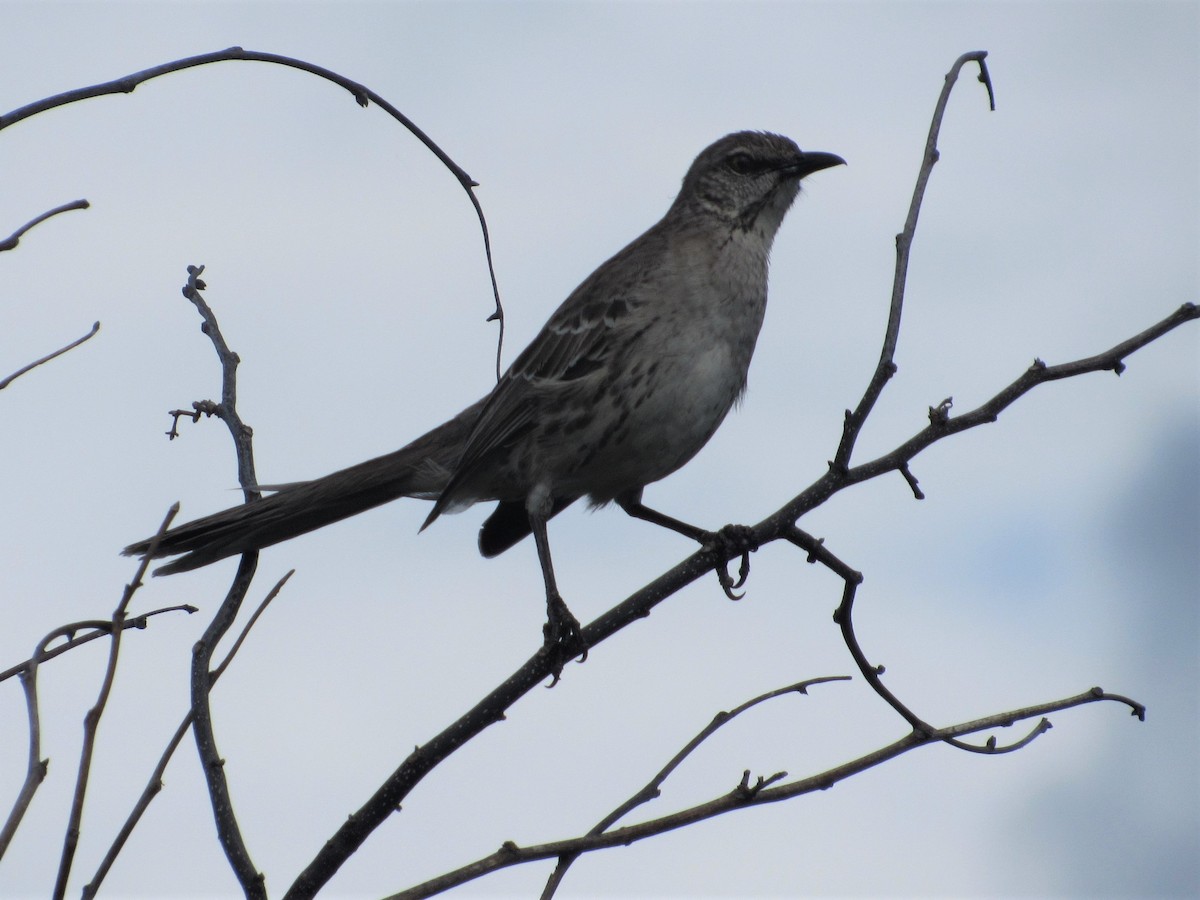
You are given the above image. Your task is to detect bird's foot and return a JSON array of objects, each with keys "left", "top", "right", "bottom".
[
  {"left": 702, "top": 524, "right": 757, "bottom": 600},
  {"left": 541, "top": 592, "right": 587, "bottom": 686}
]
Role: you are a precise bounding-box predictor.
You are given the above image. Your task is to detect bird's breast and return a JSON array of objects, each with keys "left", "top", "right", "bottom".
[{"left": 538, "top": 301, "right": 761, "bottom": 503}]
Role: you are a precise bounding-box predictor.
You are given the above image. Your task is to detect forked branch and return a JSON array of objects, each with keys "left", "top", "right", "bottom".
[{"left": 386, "top": 682, "right": 1137, "bottom": 900}]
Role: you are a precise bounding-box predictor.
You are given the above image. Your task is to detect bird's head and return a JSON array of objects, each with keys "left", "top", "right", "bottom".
[{"left": 674, "top": 131, "right": 845, "bottom": 235}]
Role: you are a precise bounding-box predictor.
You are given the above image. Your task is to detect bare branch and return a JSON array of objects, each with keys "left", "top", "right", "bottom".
[
  {"left": 0, "top": 321, "right": 100, "bottom": 391},
  {"left": 178, "top": 267, "right": 259, "bottom": 499},
  {"left": 0, "top": 48, "right": 508, "bottom": 379},
  {"left": 0, "top": 651, "right": 50, "bottom": 858},
  {"left": 835, "top": 51, "right": 993, "bottom": 471},
  {"left": 282, "top": 43, "right": 1195, "bottom": 890},
  {"left": 52, "top": 504, "right": 177, "bottom": 899},
  {"left": 1, "top": 617, "right": 137, "bottom": 860},
  {"left": 0, "top": 605, "right": 196, "bottom": 686},
  {"left": 82, "top": 571, "right": 292, "bottom": 900},
  {"left": 171, "top": 268, "right": 267, "bottom": 897},
  {"left": 0, "top": 199, "right": 89, "bottom": 252},
  {"left": 386, "top": 684, "right": 1136, "bottom": 899},
  {"left": 190, "top": 558, "right": 265, "bottom": 896},
  {"left": 540, "top": 676, "right": 850, "bottom": 898},
  {"left": 832, "top": 301, "right": 1200, "bottom": 498}
]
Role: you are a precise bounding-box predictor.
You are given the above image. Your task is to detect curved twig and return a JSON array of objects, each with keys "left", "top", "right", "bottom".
[
  {"left": 834, "top": 50, "right": 992, "bottom": 472},
  {"left": 829, "top": 566, "right": 1058, "bottom": 754},
  {"left": 0, "top": 198, "right": 89, "bottom": 252},
  {"left": 1, "top": 616, "right": 135, "bottom": 860},
  {"left": 0, "top": 641, "right": 54, "bottom": 858},
  {"left": 0, "top": 605, "right": 196, "bottom": 686},
  {"left": 0, "top": 321, "right": 100, "bottom": 391},
  {"left": 0, "top": 48, "right": 507, "bottom": 379}
]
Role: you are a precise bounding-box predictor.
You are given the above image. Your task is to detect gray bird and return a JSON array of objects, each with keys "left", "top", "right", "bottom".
[{"left": 124, "top": 131, "right": 844, "bottom": 650}]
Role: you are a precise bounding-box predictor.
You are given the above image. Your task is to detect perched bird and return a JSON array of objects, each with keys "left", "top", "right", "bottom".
[{"left": 125, "top": 131, "right": 843, "bottom": 651}]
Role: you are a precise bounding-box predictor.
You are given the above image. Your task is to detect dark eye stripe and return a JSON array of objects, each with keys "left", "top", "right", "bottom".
[{"left": 726, "top": 152, "right": 760, "bottom": 174}]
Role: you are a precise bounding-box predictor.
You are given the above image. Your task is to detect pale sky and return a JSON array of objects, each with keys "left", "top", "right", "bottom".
[{"left": 1, "top": 2, "right": 1197, "bottom": 898}]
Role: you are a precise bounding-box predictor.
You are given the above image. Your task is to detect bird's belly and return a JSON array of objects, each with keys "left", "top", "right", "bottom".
[{"left": 545, "top": 343, "right": 743, "bottom": 502}]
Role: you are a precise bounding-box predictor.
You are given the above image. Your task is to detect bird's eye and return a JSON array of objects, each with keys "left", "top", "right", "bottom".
[{"left": 725, "top": 152, "right": 759, "bottom": 175}]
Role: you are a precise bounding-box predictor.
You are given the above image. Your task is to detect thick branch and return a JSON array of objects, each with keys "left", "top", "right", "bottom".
[{"left": 285, "top": 299, "right": 1196, "bottom": 897}]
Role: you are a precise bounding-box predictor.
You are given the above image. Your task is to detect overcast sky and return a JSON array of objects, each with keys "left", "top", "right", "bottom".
[{"left": 1, "top": 2, "right": 1197, "bottom": 898}]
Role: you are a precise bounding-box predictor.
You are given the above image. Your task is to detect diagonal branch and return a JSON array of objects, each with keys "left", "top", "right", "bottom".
[
  {"left": 282, "top": 303, "right": 1197, "bottom": 899},
  {"left": 51, "top": 504, "right": 177, "bottom": 899},
  {"left": 0, "top": 320, "right": 100, "bottom": 391},
  {"left": 832, "top": 301, "right": 1200, "bottom": 499},
  {"left": 0, "top": 199, "right": 89, "bottom": 252},
  {"left": 281, "top": 39, "right": 1194, "bottom": 889},
  {"left": 539, "top": 676, "right": 851, "bottom": 898},
  {"left": 0, "top": 605, "right": 196, "bottom": 686},
  {"left": 81, "top": 571, "right": 292, "bottom": 900},
  {"left": 385, "top": 684, "right": 1136, "bottom": 899}
]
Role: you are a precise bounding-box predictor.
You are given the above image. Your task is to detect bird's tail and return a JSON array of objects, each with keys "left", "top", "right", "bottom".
[{"left": 123, "top": 398, "right": 485, "bottom": 575}]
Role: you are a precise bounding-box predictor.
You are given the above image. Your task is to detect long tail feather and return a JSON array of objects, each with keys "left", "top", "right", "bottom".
[{"left": 123, "top": 397, "right": 485, "bottom": 574}]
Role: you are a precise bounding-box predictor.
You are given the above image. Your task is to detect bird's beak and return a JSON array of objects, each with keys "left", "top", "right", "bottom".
[{"left": 789, "top": 151, "right": 846, "bottom": 179}]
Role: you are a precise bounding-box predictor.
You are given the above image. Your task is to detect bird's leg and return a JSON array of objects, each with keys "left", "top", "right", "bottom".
[
  {"left": 528, "top": 500, "right": 586, "bottom": 682},
  {"left": 616, "top": 494, "right": 756, "bottom": 600}
]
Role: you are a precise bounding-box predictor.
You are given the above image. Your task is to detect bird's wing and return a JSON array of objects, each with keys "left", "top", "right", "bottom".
[{"left": 423, "top": 257, "right": 647, "bottom": 523}]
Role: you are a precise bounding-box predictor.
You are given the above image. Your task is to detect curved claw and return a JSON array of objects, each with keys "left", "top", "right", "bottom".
[
  {"left": 706, "top": 525, "right": 757, "bottom": 601},
  {"left": 716, "top": 561, "right": 744, "bottom": 600},
  {"left": 732, "top": 551, "right": 751, "bottom": 590},
  {"left": 542, "top": 593, "right": 587, "bottom": 686}
]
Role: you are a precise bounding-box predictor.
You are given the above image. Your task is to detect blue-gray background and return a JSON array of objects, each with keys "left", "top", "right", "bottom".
[{"left": 1, "top": 2, "right": 1197, "bottom": 898}]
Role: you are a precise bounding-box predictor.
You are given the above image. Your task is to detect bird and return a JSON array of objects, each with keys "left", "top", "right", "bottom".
[{"left": 124, "top": 130, "right": 844, "bottom": 656}]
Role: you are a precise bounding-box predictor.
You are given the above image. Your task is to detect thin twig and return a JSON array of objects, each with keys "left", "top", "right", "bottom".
[
  {"left": 51, "top": 504, "right": 177, "bottom": 899},
  {"left": 0, "top": 641, "right": 54, "bottom": 858},
  {"left": 0, "top": 321, "right": 100, "bottom": 391},
  {"left": 82, "top": 571, "right": 292, "bottom": 900},
  {"left": 0, "top": 605, "right": 196, "bottom": 686},
  {"left": 0, "top": 199, "right": 89, "bottom": 252},
  {"left": 830, "top": 574, "right": 1052, "bottom": 752},
  {"left": 834, "top": 50, "right": 992, "bottom": 472},
  {"left": 830, "top": 302, "right": 1200, "bottom": 500},
  {"left": 180, "top": 267, "right": 259, "bottom": 499},
  {"left": 0, "top": 48, "right": 508, "bottom": 379},
  {"left": 385, "top": 685, "right": 1136, "bottom": 899},
  {"left": 1, "top": 618, "right": 130, "bottom": 859},
  {"left": 540, "top": 676, "right": 850, "bottom": 898}
]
